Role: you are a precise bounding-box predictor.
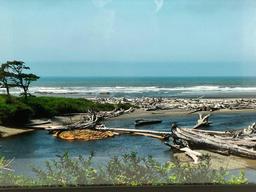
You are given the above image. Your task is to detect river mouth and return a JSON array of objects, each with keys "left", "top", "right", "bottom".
[{"left": 1, "top": 111, "right": 256, "bottom": 182}]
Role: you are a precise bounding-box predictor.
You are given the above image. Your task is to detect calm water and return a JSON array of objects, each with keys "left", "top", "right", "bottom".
[
  {"left": 1, "top": 112, "right": 256, "bottom": 182},
  {"left": 2, "top": 76, "right": 256, "bottom": 98}
]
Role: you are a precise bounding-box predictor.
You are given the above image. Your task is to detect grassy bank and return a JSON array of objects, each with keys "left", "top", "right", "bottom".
[{"left": 0, "top": 95, "right": 131, "bottom": 126}]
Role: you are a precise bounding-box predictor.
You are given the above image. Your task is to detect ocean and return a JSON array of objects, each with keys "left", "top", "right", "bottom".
[{"left": 2, "top": 76, "right": 256, "bottom": 98}]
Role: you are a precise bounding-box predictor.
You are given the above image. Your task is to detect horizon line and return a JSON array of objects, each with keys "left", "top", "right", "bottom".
[{"left": 37, "top": 75, "right": 256, "bottom": 78}]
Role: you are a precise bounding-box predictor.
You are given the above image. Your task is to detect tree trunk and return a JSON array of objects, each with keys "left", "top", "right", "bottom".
[
  {"left": 6, "top": 85, "right": 10, "bottom": 96},
  {"left": 23, "top": 86, "right": 28, "bottom": 100}
]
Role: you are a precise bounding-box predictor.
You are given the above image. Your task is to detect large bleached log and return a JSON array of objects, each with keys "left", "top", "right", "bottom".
[
  {"left": 131, "top": 132, "right": 167, "bottom": 140},
  {"left": 172, "top": 127, "right": 256, "bottom": 159},
  {"left": 95, "top": 126, "right": 171, "bottom": 136}
]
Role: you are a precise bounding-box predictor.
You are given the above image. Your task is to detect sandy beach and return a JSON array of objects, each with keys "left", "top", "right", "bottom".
[
  {"left": 0, "top": 126, "right": 34, "bottom": 138},
  {"left": 113, "top": 108, "right": 256, "bottom": 119}
]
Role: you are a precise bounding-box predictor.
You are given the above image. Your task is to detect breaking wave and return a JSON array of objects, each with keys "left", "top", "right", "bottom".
[{"left": 2, "top": 85, "right": 256, "bottom": 96}]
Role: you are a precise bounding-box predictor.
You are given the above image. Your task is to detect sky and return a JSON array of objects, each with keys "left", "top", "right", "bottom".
[{"left": 0, "top": 0, "right": 256, "bottom": 77}]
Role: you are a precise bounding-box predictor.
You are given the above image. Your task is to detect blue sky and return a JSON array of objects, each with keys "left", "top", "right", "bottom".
[{"left": 0, "top": 0, "right": 256, "bottom": 76}]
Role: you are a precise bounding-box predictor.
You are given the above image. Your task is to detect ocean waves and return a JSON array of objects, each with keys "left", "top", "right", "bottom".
[
  {"left": 31, "top": 86, "right": 256, "bottom": 94},
  {"left": 1, "top": 85, "right": 256, "bottom": 97}
]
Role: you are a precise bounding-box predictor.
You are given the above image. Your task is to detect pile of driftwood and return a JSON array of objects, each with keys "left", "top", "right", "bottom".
[
  {"left": 43, "top": 107, "right": 134, "bottom": 134},
  {"left": 167, "top": 114, "right": 256, "bottom": 163},
  {"left": 92, "top": 97, "right": 256, "bottom": 112}
]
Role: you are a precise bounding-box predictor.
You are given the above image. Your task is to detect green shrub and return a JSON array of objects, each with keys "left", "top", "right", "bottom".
[
  {"left": 0, "top": 153, "right": 249, "bottom": 187},
  {"left": 171, "top": 156, "right": 228, "bottom": 184},
  {"left": 96, "top": 152, "right": 169, "bottom": 185},
  {"left": 32, "top": 153, "right": 248, "bottom": 186},
  {"left": 32, "top": 152, "right": 97, "bottom": 186},
  {"left": 0, "top": 95, "right": 33, "bottom": 126},
  {"left": 0, "top": 95, "right": 118, "bottom": 125},
  {"left": 0, "top": 156, "right": 34, "bottom": 187},
  {"left": 22, "top": 96, "right": 116, "bottom": 117},
  {"left": 92, "top": 102, "right": 115, "bottom": 111}
]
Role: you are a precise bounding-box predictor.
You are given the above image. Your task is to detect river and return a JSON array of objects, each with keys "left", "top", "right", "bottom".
[{"left": 0, "top": 112, "right": 256, "bottom": 183}]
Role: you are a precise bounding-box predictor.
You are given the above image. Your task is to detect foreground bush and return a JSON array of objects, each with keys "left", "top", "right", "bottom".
[{"left": 0, "top": 153, "right": 248, "bottom": 187}]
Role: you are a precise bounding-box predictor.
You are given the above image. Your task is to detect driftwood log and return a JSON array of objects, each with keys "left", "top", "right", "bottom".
[
  {"left": 95, "top": 126, "right": 171, "bottom": 140},
  {"left": 44, "top": 108, "right": 134, "bottom": 132},
  {"left": 180, "top": 147, "right": 203, "bottom": 164},
  {"left": 171, "top": 122, "right": 256, "bottom": 159},
  {"left": 164, "top": 142, "right": 202, "bottom": 164},
  {"left": 135, "top": 119, "right": 162, "bottom": 126},
  {"left": 193, "top": 113, "right": 211, "bottom": 129}
]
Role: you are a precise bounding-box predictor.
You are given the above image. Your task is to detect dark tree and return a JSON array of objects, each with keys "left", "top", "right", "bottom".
[
  {"left": 7, "top": 60, "right": 39, "bottom": 99},
  {"left": 0, "top": 62, "right": 16, "bottom": 96}
]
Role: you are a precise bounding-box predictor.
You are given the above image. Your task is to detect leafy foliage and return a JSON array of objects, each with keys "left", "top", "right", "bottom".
[
  {"left": 0, "top": 156, "right": 34, "bottom": 187},
  {"left": 0, "top": 61, "right": 39, "bottom": 99},
  {"left": 0, "top": 95, "right": 33, "bottom": 126},
  {"left": 5, "top": 60, "right": 39, "bottom": 99},
  {"left": 0, "top": 95, "right": 133, "bottom": 125},
  {"left": 0, "top": 152, "right": 247, "bottom": 187},
  {"left": 32, "top": 152, "right": 97, "bottom": 186}
]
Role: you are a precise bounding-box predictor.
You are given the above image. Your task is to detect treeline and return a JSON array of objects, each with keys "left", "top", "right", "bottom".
[{"left": 0, "top": 152, "right": 248, "bottom": 187}]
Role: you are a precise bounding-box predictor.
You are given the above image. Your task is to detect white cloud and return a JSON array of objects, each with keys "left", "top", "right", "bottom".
[{"left": 154, "top": 0, "right": 164, "bottom": 13}]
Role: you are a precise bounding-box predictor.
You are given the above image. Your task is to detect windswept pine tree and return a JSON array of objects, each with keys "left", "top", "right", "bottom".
[{"left": 1, "top": 61, "right": 40, "bottom": 99}]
